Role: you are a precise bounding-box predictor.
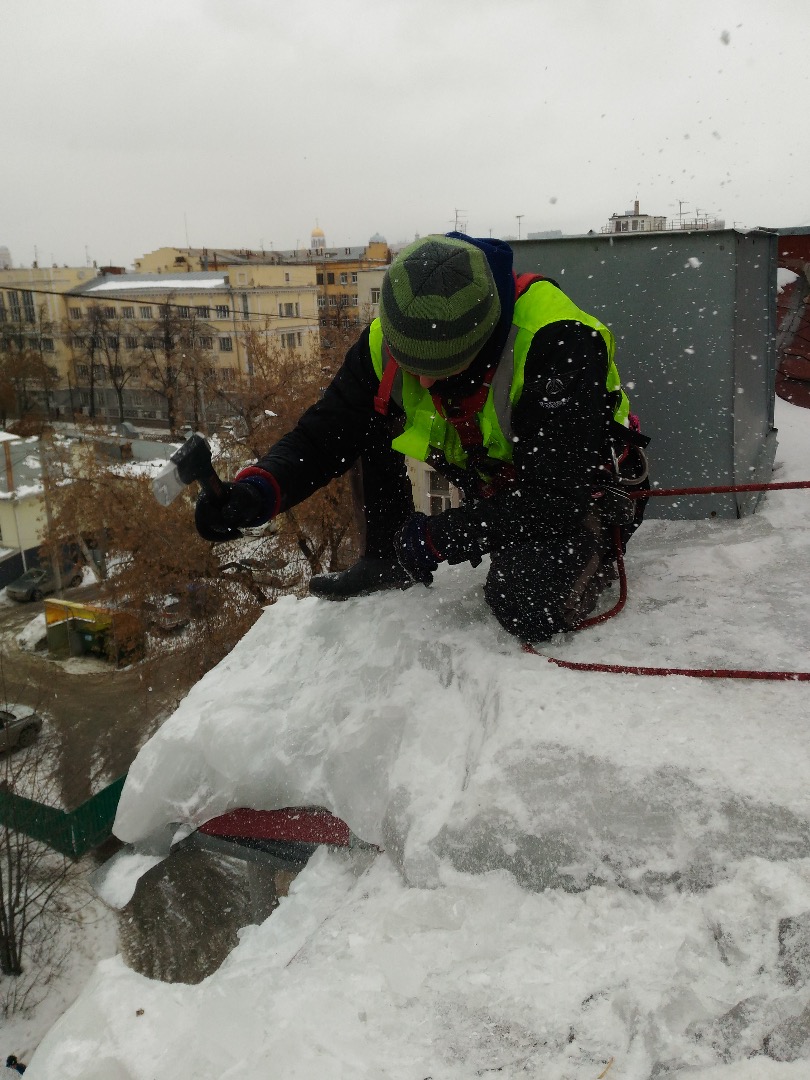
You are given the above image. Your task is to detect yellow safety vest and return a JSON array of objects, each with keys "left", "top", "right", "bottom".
[{"left": 369, "top": 279, "right": 629, "bottom": 471}]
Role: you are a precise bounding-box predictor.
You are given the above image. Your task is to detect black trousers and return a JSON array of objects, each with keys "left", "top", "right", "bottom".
[
  {"left": 483, "top": 515, "right": 610, "bottom": 642},
  {"left": 351, "top": 422, "right": 617, "bottom": 642}
]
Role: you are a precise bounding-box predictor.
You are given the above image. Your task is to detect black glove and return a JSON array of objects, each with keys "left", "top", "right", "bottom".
[
  {"left": 395, "top": 512, "right": 445, "bottom": 586},
  {"left": 194, "top": 481, "right": 271, "bottom": 542}
]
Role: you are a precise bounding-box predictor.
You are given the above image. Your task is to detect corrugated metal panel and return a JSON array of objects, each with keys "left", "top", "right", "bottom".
[
  {"left": 0, "top": 775, "right": 126, "bottom": 858},
  {"left": 512, "top": 228, "right": 778, "bottom": 519}
]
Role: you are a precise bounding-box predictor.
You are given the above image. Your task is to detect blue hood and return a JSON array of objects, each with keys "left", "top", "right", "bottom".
[{"left": 445, "top": 231, "right": 515, "bottom": 329}]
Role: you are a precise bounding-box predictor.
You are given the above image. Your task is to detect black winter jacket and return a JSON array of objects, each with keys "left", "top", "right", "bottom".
[{"left": 251, "top": 280, "right": 618, "bottom": 566}]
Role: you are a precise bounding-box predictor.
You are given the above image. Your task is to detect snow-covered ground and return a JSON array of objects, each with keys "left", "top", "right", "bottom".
[{"left": 22, "top": 398, "right": 810, "bottom": 1078}]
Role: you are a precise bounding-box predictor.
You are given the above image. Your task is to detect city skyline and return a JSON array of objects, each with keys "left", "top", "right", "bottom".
[{"left": 5, "top": 0, "right": 809, "bottom": 269}]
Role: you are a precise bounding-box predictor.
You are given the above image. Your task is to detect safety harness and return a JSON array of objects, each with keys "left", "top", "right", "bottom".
[{"left": 372, "top": 272, "right": 638, "bottom": 497}]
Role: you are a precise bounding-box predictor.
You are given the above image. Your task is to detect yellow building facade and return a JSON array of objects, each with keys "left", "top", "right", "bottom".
[{"left": 0, "top": 231, "right": 391, "bottom": 431}]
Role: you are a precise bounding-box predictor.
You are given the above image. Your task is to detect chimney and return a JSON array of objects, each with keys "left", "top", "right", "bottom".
[{"left": 634, "top": 199, "right": 640, "bottom": 216}]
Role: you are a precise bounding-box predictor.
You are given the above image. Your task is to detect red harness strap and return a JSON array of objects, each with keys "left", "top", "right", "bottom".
[
  {"left": 374, "top": 346, "right": 400, "bottom": 416},
  {"left": 431, "top": 368, "right": 495, "bottom": 448}
]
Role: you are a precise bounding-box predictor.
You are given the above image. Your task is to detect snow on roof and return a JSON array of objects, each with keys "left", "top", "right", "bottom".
[
  {"left": 84, "top": 274, "right": 227, "bottom": 292},
  {"left": 30, "top": 399, "right": 810, "bottom": 1079}
]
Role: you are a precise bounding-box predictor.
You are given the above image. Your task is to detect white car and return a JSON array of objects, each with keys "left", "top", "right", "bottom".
[{"left": 0, "top": 704, "right": 43, "bottom": 751}]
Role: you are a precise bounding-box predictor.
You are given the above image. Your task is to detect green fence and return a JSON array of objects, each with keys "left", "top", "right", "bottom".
[{"left": 0, "top": 775, "right": 126, "bottom": 859}]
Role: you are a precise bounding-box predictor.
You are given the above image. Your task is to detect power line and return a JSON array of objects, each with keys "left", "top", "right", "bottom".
[{"left": 0, "top": 282, "right": 342, "bottom": 326}]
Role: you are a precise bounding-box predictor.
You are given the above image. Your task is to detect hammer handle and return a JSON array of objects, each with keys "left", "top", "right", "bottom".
[{"left": 200, "top": 468, "right": 227, "bottom": 503}]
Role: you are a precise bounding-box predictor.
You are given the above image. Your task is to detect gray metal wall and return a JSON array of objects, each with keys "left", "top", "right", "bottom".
[{"left": 512, "top": 229, "right": 778, "bottom": 519}]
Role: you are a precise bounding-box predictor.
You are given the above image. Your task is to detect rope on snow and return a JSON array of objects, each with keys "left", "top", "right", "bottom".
[{"left": 528, "top": 479, "right": 810, "bottom": 681}]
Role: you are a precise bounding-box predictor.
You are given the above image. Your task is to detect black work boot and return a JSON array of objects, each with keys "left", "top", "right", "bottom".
[{"left": 309, "top": 557, "right": 412, "bottom": 600}]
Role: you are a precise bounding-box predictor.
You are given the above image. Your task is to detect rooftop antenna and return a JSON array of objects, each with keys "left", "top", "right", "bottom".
[
  {"left": 516, "top": 214, "right": 524, "bottom": 240},
  {"left": 451, "top": 208, "right": 467, "bottom": 233},
  {"left": 184, "top": 213, "right": 191, "bottom": 249}
]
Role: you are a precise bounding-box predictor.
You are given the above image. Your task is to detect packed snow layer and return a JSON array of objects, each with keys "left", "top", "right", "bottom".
[{"left": 28, "top": 399, "right": 810, "bottom": 1078}]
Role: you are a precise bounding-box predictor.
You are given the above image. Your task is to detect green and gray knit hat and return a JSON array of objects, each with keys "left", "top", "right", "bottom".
[{"left": 380, "top": 235, "right": 501, "bottom": 377}]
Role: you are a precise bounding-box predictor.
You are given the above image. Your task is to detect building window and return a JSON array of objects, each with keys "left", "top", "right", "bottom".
[
  {"left": 22, "top": 291, "right": 35, "bottom": 322},
  {"left": 177, "top": 305, "right": 190, "bottom": 319},
  {"left": 107, "top": 335, "right": 119, "bottom": 350},
  {"left": 281, "top": 332, "right": 302, "bottom": 349},
  {"left": 9, "top": 293, "right": 21, "bottom": 321},
  {"left": 350, "top": 294, "right": 358, "bottom": 306},
  {"left": 199, "top": 336, "right": 213, "bottom": 349},
  {"left": 125, "top": 335, "right": 138, "bottom": 349},
  {"left": 140, "top": 306, "right": 153, "bottom": 319},
  {"left": 42, "top": 337, "right": 55, "bottom": 352},
  {"left": 327, "top": 273, "right": 335, "bottom": 285},
  {"left": 351, "top": 272, "right": 358, "bottom": 284},
  {"left": 284, "top": 272, "right": 290, "bottom": 282},
  {"left": 316, "top": 273, "right": 324, "bottom": 286},
  {"left": 328, "top": 296, "right": 337, "bottom": 307},
  {"left": 340, "top": 273, "right": 348, "bottom": 285},
  {"left": 215, "top": 305, "right": 229, "bottom": 318},
  {"left": 104, "top": 305, "right": 116, "bottom": 318},
  {"left": 317, "top": 296, "right": 326, "bottom": 308},
  {"left": 195, "top": 305, "right": 210, "bottom": 319},
  {"left": 69, "top": 305, "right": 82, "bottom": 320},
  {"left": 219, "top": 367, "right": 235, "bottom": 383},
  {"left": 122, "top": 306, "right": 135, "bottom": 319},
  {"left": 0, "top": 294, "right": 5, "bottom": 322},
  {"left": 370, "top": 288, "right": 381, "bottom": 304},
  {"left": 219, "top": 336, "right": 233, "bottom": 351}
]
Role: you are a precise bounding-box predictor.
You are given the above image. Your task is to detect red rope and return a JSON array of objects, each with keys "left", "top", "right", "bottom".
[
  {"left": 532, "top": 653, "right": 810, "bottom": 681},
  {"left": 575, "top": 526, "right": 627, "bottom": 629},
  {"left": 523, "top": 480, "right": 810, "bottom": 681},
  {"left": 628, "top": 479, "right": 810, "bottom": 499}
]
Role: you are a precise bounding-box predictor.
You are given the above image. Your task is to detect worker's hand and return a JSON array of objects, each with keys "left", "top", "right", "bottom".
[
  {"left": 194, "top": 481, "right": 272, "bottom": 542},
  {"left": 395, "top": 512, "right": 444, "bottom": 586}
]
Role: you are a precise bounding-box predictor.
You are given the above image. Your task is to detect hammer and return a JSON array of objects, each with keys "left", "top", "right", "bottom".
[{"left": 152, "top": 433, "right": 226, "bottom": 507}]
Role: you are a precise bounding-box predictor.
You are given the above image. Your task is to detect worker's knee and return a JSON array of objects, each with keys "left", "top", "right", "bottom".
[{"left": 483, "top": 523, "right": 603, "bottom": 642}]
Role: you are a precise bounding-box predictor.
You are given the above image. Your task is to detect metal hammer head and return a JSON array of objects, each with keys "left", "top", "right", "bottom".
[{"left": 152, "top": 433, "right": 217, "bottom": 507}]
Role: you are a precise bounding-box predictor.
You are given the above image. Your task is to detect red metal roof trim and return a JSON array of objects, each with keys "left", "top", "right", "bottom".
[{"left": 198, "top": 807, "right": 352, "bottom": 847}]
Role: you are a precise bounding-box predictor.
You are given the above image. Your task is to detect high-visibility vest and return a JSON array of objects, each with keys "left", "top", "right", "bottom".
[{"left": 369, "top": 279, "right": 630, "bottom": 471}]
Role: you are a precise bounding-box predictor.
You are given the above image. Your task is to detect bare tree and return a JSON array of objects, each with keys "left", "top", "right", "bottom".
[
  {"left": 208, "top": 325, "right": 360, "bottom": 578},
  {"left": 0, "top": 300, "right": 59, "bottom": 422},
  {"left": 136, "top": 299, "right": 215, "bottom": 436},
  {"left": 65, "top": 305, "right": 107, "bottom": 419},
  {"left": 40, "top": 432, "right": 269, "bottom": 674},
  {"left": 97, "top": 311, "right": 138, "bottom": 423},
  {"left": 0, "top": 658, "right": 78, "bottom": 1011}
]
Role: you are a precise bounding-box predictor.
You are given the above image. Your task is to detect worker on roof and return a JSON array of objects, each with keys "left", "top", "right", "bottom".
[{"left": 195, "top": 233, "right": 649, "bottom": 642}]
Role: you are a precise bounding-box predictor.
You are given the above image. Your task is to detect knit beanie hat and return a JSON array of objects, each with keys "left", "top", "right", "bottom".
[{"left": 380, "top": 235, "right": 501, "bottom": 377}]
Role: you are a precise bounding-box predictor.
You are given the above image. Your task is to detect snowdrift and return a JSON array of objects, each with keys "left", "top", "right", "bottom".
[{"left": 27, "top": 400, "right": 810, "bottom": 1079}]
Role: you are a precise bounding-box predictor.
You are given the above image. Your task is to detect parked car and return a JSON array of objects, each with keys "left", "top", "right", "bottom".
[
  {"left": 0, "top": 704, "right": 43, "bottom": 752},
  {"left": 6, "top": 565, "right": 83, "bottom": 603}
]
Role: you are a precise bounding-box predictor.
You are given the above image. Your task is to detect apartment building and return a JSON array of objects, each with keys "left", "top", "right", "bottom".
[
  {"left": 0, "top": 236, "right": 453, "bottom": 515},
  {"left": 0, "top": 258, "right": 318, "bottom": 428},
  {"left": 134, "top": 229, "right": 393, "bottom": 330},
  {"left": 602, "top": 199, "right": 725, "bottom": 234}
]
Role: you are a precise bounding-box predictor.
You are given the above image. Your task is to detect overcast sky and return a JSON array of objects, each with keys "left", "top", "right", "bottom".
[{"left": 4, "top": 0, "right": 809, "bottom": 269}]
